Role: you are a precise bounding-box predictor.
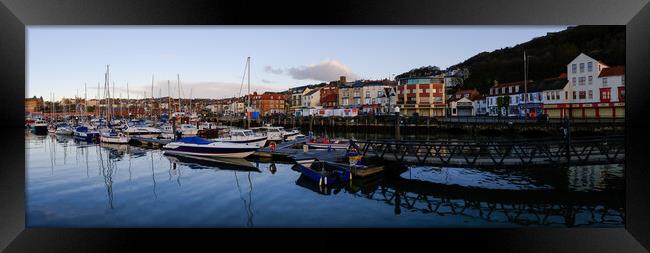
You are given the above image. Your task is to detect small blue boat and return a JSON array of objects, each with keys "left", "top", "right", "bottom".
[
  {"left": 296, "top": 161, "right": 351, "bottom": 186},
  {"left": 73, "top": 126, "right": 100, "bottom": 142}
]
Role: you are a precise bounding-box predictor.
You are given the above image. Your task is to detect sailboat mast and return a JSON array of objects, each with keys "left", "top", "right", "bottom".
[
  {"left": 247, "top": 57, "right": 251, "bottom": 129},
  {"left": 84, "top": 82, "right": 87, "bottom": 117},
  {"left": 177, "top": 74, "right": 181, "bottom": 113},
  {"left": 126, "top": 82, "right": 130, "bottom": 118},
  {"left": 167, "top": 80, "right": 171, "bottom": 115}
]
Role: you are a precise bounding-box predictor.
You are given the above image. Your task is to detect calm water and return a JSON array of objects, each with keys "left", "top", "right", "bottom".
[{"left": 26, "top": 132, "right": 624, "bottom": 227}]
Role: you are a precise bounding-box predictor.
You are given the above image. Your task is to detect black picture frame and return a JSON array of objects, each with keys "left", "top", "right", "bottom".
[{"left": 1, "top": 0, "right": 649, "bottom": 252}]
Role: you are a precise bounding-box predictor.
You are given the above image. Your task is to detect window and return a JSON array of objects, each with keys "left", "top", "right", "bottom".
[
  {"left": 602, "top": 78, "right": 608, "bottom": 86},
  {"left": 579, "top": 91, "right": 586, "bottom": 99},
  {"left": 501, "top": 87, "right": 505, "bottom": 93},
  {"left": 588, "top": 76, "right": 593, "bottom": 85},
  {"left": 579, "top": 63, "right": 585, "bottom": 73},
  {"left": 573, "top": 91, "right": 577, "bottom": 100},
  {"left": 509, "top": 87, "right": 513, "bottom": 93},
  {"left": 588, "top": 90, "right": 593, "bottom": 99},
  {"left": 565, "top": 91, "right": 568, "bottom": 100},
  {"left": 572, "top": 77, "right": 577, "bottom": 86},
  {"left": 515, "top": 86, "right": 519, "bottom": 93},
  {"left": 619, "top": 87, "right": 625, "bottom": 102},
  {"left": 600, "top": 88, "right": 611, "bottom": 102},
  {"left": 588, "top": 62, "right": 593, "bottom": 72},
  {"left": 579, "top": 77, "right": 586, "bottom": 85},
  {"left": 546, "top": 92, "right": 550, "bottom": 100},
  {"left": 622, "top": 76, "right": 625, "bottom": 85},
  {"left": 572, "top": 64, "right": 577, "bottom": 73}
]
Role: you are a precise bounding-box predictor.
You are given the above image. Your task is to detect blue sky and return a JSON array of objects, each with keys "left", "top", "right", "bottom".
[{"left": 28, "top": 26, "right": 567, "bottom": 100}]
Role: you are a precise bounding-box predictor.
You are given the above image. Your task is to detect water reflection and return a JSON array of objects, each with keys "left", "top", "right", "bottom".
[{"left": 27, "top": 132, "right": 624, "bottom": 228}]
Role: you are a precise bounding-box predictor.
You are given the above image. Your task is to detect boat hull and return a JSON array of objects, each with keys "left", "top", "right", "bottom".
[
  {"left": 298, "top": 163, "right": 350, "bottom": 185},
  {"left": 307, "top": 143, "right": 350, "bottom": 150},
  {"left": 31, "top": 125, "right": 48, "bottom": 135},
  {"left": 74, "top": 131, "right": 100, "bottom": 142},
  {"left": 212, "top": 136, "right": 268, "bottom": 148},
  {"left": 100, "top": 135, "right": 129, "bottom": 144},
  {"left": 163, "top": 143, "right": 258, "bottom": 158}
]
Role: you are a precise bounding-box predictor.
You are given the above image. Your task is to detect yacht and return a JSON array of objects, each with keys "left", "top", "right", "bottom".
[
  {"left": 212, "top": 129, "right": 268, "bottom": 147},
  {"left": 123, "top": 121, "right": 162, "bottom": 138},
  {"left": 30, "top": 119, "right": 49, "bottom": 135},
  {"left": 163, "top": 136, "right": 259, "bottom": 158}
]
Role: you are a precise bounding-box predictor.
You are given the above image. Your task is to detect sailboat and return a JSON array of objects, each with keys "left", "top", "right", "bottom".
[{"left": 99, "top": 65, "right": 129, "bottom": 144}]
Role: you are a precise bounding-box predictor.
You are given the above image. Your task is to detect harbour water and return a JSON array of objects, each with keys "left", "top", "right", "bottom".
[{"left": 26, "top": 132, "right": 624, "bottom": 227}]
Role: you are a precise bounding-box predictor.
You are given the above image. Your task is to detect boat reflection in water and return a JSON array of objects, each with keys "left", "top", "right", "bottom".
[{"left": 163, "top": 153, "right": 260, "bottom": 172}]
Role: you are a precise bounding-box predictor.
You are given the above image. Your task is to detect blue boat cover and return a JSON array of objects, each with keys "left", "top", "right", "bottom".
[
  {"left": 75, "top": 126, "right": 88, "bottom": 132},
  {"left": 177, "top": 136, "right": 213, "bottom": 144}
]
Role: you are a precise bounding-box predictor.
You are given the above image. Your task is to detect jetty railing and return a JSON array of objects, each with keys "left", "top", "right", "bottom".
[{"left": 353, "top": 135, "right": 624, "bottom": 167}]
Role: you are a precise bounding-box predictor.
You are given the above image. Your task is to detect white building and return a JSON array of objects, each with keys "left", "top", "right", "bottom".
[
  {"left": 542, "top": 53, "right": 625, "bottom": 118},
  {"left": 301, "top": 88, "right": 321, "bottom": 108}
]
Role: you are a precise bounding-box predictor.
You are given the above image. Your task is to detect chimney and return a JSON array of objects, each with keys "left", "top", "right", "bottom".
[{"left": 340, "top": 76, "right": 346, "bottom": 84}]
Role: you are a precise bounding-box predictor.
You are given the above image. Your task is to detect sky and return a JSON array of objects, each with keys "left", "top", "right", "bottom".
[{"left": 28, "top": 26, "right": 568, "bottom": 101}]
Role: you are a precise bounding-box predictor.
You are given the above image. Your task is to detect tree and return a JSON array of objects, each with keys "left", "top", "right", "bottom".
[{"left": 496, "top": 96, "right": 510, "bottom": 116}]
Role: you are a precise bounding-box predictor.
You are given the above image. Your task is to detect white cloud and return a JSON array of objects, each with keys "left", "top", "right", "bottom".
[
  {"left": 264, "top": 66, "right": 283, "bottom": 74},
  {"left": 286, "top": 60, "right": 359, "bottom": 82}
]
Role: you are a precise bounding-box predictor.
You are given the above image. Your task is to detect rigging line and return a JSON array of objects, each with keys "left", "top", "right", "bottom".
[{"left": 238, "top": 58, "right": 248, "bottom": 98}]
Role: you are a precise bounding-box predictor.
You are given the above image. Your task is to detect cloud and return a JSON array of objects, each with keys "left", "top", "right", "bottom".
[
  {"left": 286, "top": 60, "right": 359, "bottom": 82},
  {"left": 264, "top": 66, "right": 283, "bottom": 74},
  {"left": 261, "top": 79, "right": 273, "bottom": 84}
]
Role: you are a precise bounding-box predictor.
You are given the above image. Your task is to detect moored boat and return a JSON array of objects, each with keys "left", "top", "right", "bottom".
[
  {"left": 73, "top": 126, "right": 100, "bottom": 142},
  {"left": 30, "top": 119, "right": 49, "bottom": 135},
  {"left": 162, "top": 136, "right": 259, "bottom": 158},
  {"left": 296, "top": 161, "right": 351, "bottom": 186},
  {"left": 212, "top": 129, "right": 267, "bottom": 147},
  {"left": 307, "top": 137, "right": 351, "bottom": 150},
  {"left": 100, "top": 129, "right": 129, "bottom": 144},
  {"left": 54, "top": 123, "right": 74, "bottom": 136}
]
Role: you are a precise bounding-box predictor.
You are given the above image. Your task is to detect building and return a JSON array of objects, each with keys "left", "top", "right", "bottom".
[
  {"left": 447, "top": 88, "right": 481, "bottom": 116},
  {"left": 542, "top": 53, "right": 625, "bottom": 118},
  {"left": 486, "top": 79, "right": 535, "bottom": 117},
  {"left": 289, "top": 86, "right": 309, "bottom": 112},
  {"left": 360, "top": 80, "right": 396, "bottom": 115},
  {"left": 25, "top": 97, "right": 44, "bottom": 113},
  {"left": 396, "top": 76, "right": 446, "bottom": 116},
  {"left": 258, "top": 92, "right": 288, "bottom": 116},
  {"left": 338, "top": 81, "right": 363, "bottom": 109},
  {"left": 301, "top": 88, "right": 321, "bottom": 108},
  {"left": 475, "top": 95, "right": 488, "bottom": 116},
  {"left": 320, "top": 82, "right": 340, "bottom": 108}
]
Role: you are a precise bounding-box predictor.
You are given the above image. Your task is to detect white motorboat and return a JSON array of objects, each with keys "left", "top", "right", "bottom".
[
  {"left": 123, "top": 123, "right": 162, "bottom": 138},
  {"left": 251, "top": 126, "right": 284, "bottom": 142},
  {"left": 163, "top": 136, "right": 259, "bottom": 158},
  {"left": 100, "top": 129, "right": 129, "bottom": 144},
  {"left": 212, "top": 129, "right": 267, "bottom": 147},
  {"left": 54, "top": 123, "right": 74, "bottom": 136}
]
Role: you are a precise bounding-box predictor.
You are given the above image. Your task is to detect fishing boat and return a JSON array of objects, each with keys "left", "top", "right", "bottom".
[
  {"left": 295, "top": 160, "right": 351, "bottom": 186},
  {"left": 100, "top": 129, "right": 129, "bottom": 144},
  {"left": 307, "top": 136, "right": 351, "bottom": 150},
  {"left": 162, "top": 136, "right": 259, "bottom": 158},
  {"left": 212, "top": 129, "right": 268, "bottom": 147},
  {"left": 73, "top": 125, "right": 100, "bottom": 142},
  {"left": 54, "top": 123, "right": 74, "bottom": 136},
  {"left": 30, "top": 119, "right": 49, "bottom": 135}
]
